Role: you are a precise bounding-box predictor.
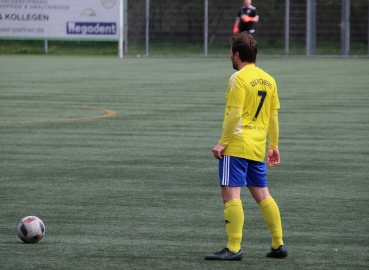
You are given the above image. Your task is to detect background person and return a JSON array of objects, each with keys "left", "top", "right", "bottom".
[{"left": 233, "top": 0, "right": 259, "bottom": 35}]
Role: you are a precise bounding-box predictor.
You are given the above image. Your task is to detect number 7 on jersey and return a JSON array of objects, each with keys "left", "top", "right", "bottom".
[{"left": 253, "top": 91, "right": 266, "bottom": 121}]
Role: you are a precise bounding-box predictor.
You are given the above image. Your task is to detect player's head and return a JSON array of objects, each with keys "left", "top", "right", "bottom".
[
  {"left": 230, "top": 32, "right": 258, "bottom": 69},
  {"left": 244, "top": 0, "right": 252, "bottom": 7}
]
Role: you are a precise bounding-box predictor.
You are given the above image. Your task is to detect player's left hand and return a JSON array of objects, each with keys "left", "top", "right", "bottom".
[
  {"left": 212, "top": 144, "right": 225, "bottom": 160},
  {"left": 241, "top": 15, "right": 250, "bottom": 23}
]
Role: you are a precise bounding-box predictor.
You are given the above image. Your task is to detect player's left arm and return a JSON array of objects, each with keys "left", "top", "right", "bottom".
[
  {"left": 267, "top": 109, "right": 280, "bottom": 166},
  {"left": 241, "top": 15, "right": 259, "bottom": 23},
  {"left": 253, "top": 8, "right": 259, "bottom": 22},
  {"left": 219, "top": 106, "right": 242, "bottom": 146},
  {"left": 212, "top": 106, "right": 243, "bottom": 160}
]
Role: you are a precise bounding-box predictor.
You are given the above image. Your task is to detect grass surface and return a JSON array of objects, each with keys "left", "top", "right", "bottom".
[
  {"left": 0, "top": 56, "right": 368, "bottom": 269},
  {"left": 1, "top": 40, "right": 368, "bottom": 56}
]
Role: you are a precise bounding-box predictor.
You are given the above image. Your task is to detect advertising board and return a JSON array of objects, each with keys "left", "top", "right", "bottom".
[{"left": 0, "top": 0, "right": 120, "bottom": 40}]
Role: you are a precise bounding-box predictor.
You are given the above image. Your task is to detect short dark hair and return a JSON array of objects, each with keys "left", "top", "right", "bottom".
[{"left": 231, "top": 32, "right": 258, "bottom": 63}]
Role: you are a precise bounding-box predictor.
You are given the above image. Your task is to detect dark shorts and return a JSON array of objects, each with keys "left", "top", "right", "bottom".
[{"left": 219, "top": 155, "right": 267, "bottom": 187}]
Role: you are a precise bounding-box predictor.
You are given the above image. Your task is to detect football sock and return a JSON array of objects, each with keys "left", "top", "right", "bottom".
[
  {"left": 224, "top": 199, "right": 244, "bottom": 253},
  {"left": 258, "top": 196, "right": 284, "bottom": 249}
]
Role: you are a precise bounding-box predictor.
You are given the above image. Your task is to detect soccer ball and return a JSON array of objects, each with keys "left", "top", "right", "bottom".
[{"left": 17, "top": 216, "right": 45, "bottom": 243}]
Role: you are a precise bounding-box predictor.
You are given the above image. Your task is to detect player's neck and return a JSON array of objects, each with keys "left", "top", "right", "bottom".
[{"left": 238, "top": 62, "right": 254, "bottom": 70}]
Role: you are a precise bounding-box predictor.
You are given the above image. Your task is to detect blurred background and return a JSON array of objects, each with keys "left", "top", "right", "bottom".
[{"left": 0, "top": 0, "right": 368, "bottom": 56}]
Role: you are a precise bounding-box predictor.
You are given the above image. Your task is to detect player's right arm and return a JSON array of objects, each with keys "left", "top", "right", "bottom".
[
  {"left": 267, "top": 109, "right": 280, "bottom": 166},
  {"left": 233, "top": 18, "right": 240, "bottom": 34}
]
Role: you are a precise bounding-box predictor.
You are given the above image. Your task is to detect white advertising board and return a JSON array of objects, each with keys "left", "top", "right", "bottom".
[{"left": 0, "top": 0, "right": 120, "bottom": 40}]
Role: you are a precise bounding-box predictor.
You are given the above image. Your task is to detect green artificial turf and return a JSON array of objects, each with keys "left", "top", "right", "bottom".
[
  {"left": 0, "top": 56, "right": 368, "bottom": 269},
  {"left": 1, "top": 40, "right": 368, "bottom": 56}
]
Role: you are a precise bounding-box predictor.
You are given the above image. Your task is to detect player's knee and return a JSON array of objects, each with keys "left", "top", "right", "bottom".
[
  {"left": 248, "top": 186, "right": 270, "bottom": 203},
  {"left": 221, "top": 186, "right": 241, "bottom": 203}
]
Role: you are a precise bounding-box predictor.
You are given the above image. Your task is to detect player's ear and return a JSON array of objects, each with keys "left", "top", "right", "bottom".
[{"left": 235, "top": 51, "right": 240, "bottom": 60}]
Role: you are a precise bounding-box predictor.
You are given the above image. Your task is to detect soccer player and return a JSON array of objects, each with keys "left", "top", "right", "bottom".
[
  {"left": 204, "top": 32, "right": 287, "bottom": 261},
  {"left": 233, "top": 0, "right": 259, "bottom": 35}
]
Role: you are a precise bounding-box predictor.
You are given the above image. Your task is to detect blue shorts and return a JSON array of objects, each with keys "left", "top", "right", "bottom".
[{"left": 219, "top": 155, "right": 267, "bottom": 187}]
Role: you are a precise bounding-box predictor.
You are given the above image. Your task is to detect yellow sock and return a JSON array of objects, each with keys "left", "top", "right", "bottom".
[
  {"left": 259, "top": 196, "right": 284, "bottom": 249},
  {"left": 224, "top": 199, "right": 244, "bottom": 253}
]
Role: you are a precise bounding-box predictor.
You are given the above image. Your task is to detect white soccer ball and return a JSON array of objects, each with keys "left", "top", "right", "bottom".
[{"left": 17, "top": 216, "right": 45, "bottom": 243}]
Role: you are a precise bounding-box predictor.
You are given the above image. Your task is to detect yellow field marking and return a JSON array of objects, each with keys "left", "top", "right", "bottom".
[
  {"left": 0, "top": 100, "right": 116, "bottom": 124},
  {"left": 1, "top": 100, "right": 366, "bottom": 125},
  {"left": 68, "top": 105, "right": 117, "bottom": 120}
]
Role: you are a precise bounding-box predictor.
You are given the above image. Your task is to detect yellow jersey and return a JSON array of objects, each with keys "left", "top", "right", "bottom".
[{"left": 221, "top": 64, "right": 280, "bottom": 161}]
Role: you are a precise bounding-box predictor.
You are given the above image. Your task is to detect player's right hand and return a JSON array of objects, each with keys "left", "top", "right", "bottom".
[
  {"left": 266, "top": 148, "right": 280, "bottom": 167},
  {"left": 233, "top": 24, "right": 239, "bottom": 34}
]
